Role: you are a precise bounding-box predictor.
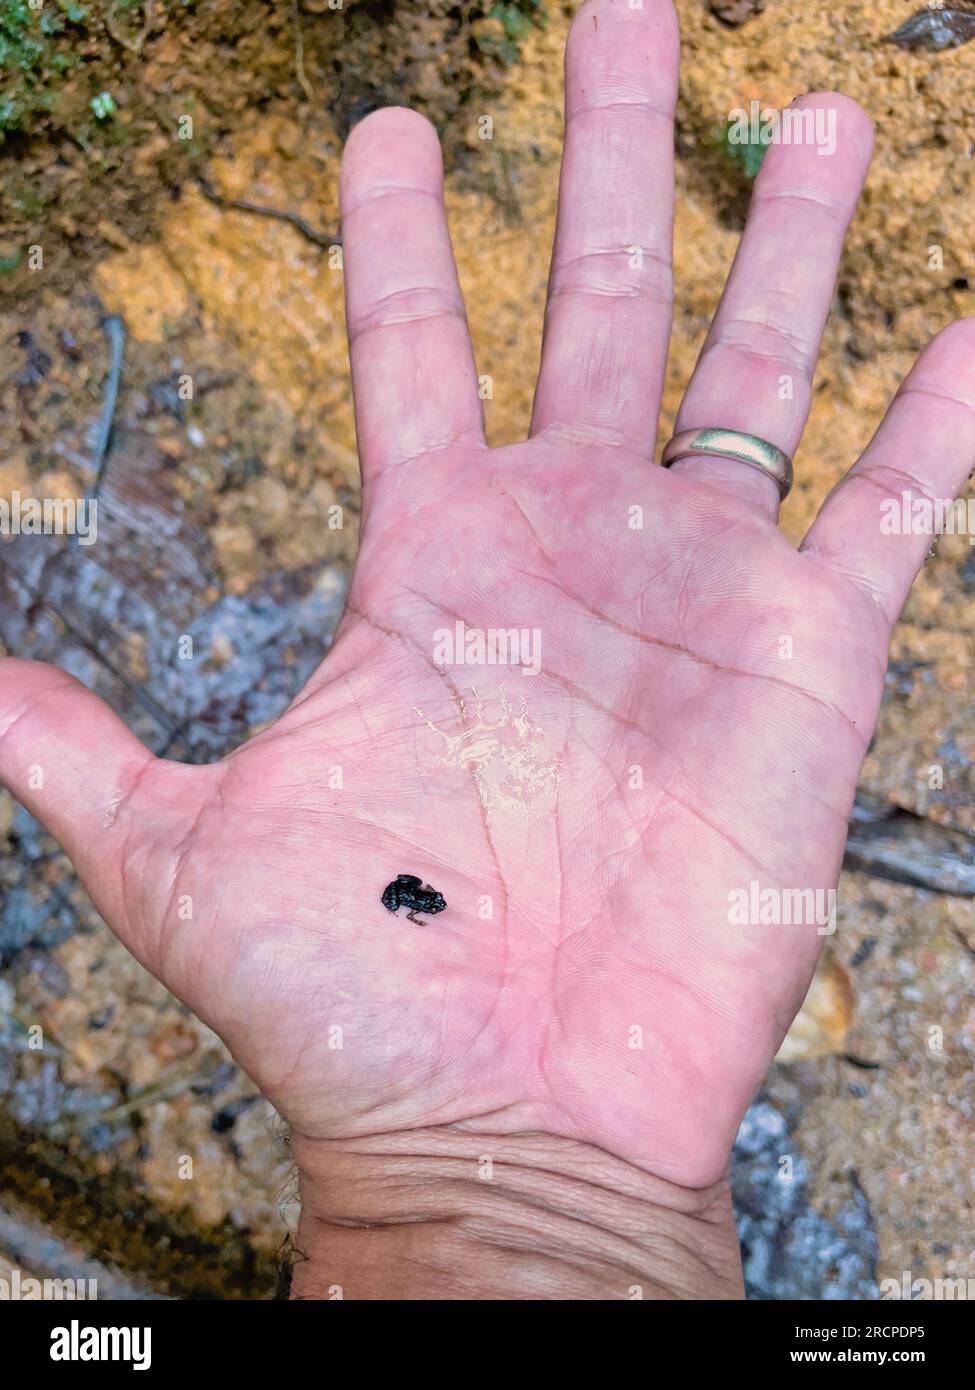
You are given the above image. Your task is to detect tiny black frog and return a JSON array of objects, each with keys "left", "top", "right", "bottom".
[{"left": 382, "top": 874, "right": 447, "bottom": 925}]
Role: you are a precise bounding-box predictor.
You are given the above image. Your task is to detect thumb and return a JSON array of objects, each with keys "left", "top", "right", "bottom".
[{"left": 0, "top": 657, "right": 159, "bottom": 924}]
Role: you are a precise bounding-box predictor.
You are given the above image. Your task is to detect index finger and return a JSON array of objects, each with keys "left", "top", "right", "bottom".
[{"left": 340, "top": 108, "right": 485, "bottom": 481}]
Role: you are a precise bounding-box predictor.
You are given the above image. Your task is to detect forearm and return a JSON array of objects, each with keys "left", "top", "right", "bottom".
[{"left": 289, "top": 1129, "right": 743, "bottom": 1300}]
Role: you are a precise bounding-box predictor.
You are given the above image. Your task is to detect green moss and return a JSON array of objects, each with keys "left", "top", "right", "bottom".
[
  {"left": 6, "top": 173, "right": 47, "bottom": 216},
  {"left": 90, "top": 89, "right": 115, "bottom": 119},
  {"left": 710, "top": 116, "right": 768, "bottom": 181},
  {"left": 0, "top": 0, "right": 89, "bottom": 140},
  {"left": 475, "top": 1, "right": 547, "bottom": 68}
]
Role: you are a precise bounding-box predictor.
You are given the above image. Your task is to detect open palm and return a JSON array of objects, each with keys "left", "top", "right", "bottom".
[{"left": 2, "top": 0, "right": 974, "bottom": 1199}]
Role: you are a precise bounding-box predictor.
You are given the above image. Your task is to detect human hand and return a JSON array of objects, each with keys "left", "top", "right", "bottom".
[{"left": 2, "top": 0, "right": 973, "bottom": 1298}]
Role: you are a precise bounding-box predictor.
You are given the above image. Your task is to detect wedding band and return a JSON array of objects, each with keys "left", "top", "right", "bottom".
[{"left": 661, "top": 427, "right": 794, "bottom": 500}]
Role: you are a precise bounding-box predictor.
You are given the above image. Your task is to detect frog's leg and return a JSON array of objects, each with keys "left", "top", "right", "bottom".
[{"left": 406, "top": 909, "right": 427, "bottom": 926}]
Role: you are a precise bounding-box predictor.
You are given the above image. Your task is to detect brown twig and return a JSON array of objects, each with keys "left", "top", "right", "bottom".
[{"left": 104, "top": 0, "right": 157, "bottom": 56}]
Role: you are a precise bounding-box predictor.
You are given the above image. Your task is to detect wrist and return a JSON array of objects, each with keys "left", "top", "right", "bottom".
[{"left": 289, "top": 1128, "right": 743, "bottom": 1300}]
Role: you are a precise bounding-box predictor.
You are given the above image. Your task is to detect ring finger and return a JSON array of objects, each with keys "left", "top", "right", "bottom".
[{"left": 667, "top": 93, "right": 873, "bottom": 517}]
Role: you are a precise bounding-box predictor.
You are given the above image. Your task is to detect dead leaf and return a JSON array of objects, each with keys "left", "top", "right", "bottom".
[{"left": 776, "top": 946, "right": 855, "bottom": 1063}]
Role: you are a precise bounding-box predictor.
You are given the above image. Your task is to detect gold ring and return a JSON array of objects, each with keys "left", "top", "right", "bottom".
[{"left": 661, "top": 427, "right": 793, "bottom": 500}]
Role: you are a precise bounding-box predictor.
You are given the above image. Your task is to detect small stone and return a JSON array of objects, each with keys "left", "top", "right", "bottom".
[
  {"left": 888, "top": 9, "right": 975, "bottom": 52},
  {"left": 13, "top": 948, "right": 70, "bottom": 1004},
  {"left": 710, "top": 0, "right": 766, "bottom": 25},
  {"left": 150, "top": 1021, "right": 199, "bottom": 1063}
]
